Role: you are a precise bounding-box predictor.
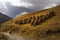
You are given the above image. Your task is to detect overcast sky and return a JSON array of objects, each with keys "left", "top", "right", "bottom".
[{"left": 0, "top": 0, "right": 60, "bottom": 18}]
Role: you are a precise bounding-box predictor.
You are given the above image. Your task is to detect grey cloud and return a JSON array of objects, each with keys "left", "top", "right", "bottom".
[{"left": 0, "top": 0, "right": 60, "bottom": 18}]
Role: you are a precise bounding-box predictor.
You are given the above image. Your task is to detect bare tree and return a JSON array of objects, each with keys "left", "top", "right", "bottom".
[
  {"left": 22, "top": 18, "right": 28, "bottom": 24},
  {"left": 27, "top": 17, "right": 32, "bottom": 24},
  {"left": 32, "top": 16, "right": 37, "bottom": 26},
  {"left": 40, "top": 15, "right": 45, "bottom": 22},
  {"left": 31, "top": 16, "right": 36, "bottom": 26},
  {"left": 35, "top": 16, "right": 40, "bottom": 25},
  {"left": 48, "top": 11, "right": 55, "bottom": 18},
  {"left": 15, "top": 21, "right": 19, "bottom": 24},
  {"left": 51, "top": 11, "right": 55, "bottom": 16},
  {"left": 22, "top": 19, "right": 25, "bottom": 24},
  {"left": 15, "top": 20, "right": 23, "bottom": 25},
  {"left": 44, "top": 14, "right": 49, "bottom": 20},
  {"left": 19, "top": 20, "right": 23, "bottom": 25},
  {"left": 38, "top": 16, "right": 41, "bottom": 24}
]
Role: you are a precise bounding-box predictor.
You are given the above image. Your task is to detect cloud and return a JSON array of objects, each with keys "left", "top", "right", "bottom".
[
  {"left": 0, "top": 0, "right": 60, "bottom": 18},
  {"left": 3, "top": 0, "right": 59, "bottom": 10}
]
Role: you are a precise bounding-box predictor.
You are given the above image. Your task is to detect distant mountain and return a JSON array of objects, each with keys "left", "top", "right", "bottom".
[
  {"left": 0, "top": 5, "right": 60, "bottom": 40},
  {"left": 0, "top": 12, "right": 11, "bottom": 24}
]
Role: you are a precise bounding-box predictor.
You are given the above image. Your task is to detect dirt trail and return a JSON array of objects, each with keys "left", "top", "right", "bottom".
[{"left": 0, "top": 32, "right": 25, "bottom": 40}]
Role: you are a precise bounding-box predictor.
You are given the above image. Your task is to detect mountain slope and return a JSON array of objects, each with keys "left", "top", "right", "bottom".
[
  {"left": 0, "top": 12, "right": 11, "bottom": 24},
  {"left": 0, "top": 5, "right": 60, "bottom": 40}
]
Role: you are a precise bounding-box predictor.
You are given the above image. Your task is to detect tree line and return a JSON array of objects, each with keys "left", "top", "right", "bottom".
[{"left": 15, "top": 11, "right": 55, "bottom": 26}]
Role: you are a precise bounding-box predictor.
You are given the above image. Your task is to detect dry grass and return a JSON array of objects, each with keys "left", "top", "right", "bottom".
[{"left": 0, "top": 5, "right": 60, "bottom": 40}]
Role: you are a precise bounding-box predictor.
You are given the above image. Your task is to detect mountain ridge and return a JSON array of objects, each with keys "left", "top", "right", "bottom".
[{"left": 0, "top": 12, "right": 11, "bottom": 24}]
